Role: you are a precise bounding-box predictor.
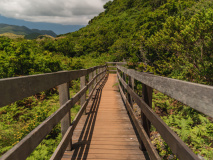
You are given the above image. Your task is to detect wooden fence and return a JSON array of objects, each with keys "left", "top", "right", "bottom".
[
  {"left": 0, "top": 65, "right": 107, "bottom": 160},
  {"left": 106, "top": 62, "right": 213, "bottom": 160}
]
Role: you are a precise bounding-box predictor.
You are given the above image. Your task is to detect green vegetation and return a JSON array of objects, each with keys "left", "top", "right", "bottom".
[
  {"left": 152, "top": 91, "right": 213, "bottom": 159},
  {"left": 0, "top": 82, "right": 82, "bottom": 159},
  {"left": 0, "top": 33, "right": 24, "bottom": 39},
  {"left": 135, "top": 81, "right": 213, "bottom": 159},
  {"left": 0, "top": 0, "right": 213, "bottom": 159},
  {"left": 56, "top": 0, "right": 213, "bottom": 85},
  {"left": 0, "top": 23, "right": 57, "bottom": 38},
  {"left": 0, "top": 91, "right": 61, "bottom": 157}
]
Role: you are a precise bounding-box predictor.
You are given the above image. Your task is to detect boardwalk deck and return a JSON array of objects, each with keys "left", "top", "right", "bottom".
[{"left": 62, "top": 74, "right": 147, "bottom": 160}]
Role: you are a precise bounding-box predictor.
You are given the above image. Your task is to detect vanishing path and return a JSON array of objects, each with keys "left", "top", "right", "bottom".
[{"left": 62, "top": 74, "right": 146, "bottom": 160}]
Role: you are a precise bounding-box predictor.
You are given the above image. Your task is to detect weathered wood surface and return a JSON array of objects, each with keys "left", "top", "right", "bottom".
[
  {"left": 117, "top": 72, "right": 199, "bottom": 160},
  {"left": 80, "top": 75, "right": 86, "bottom": 111},
  {"left": 107, "top": 66, "right": 117, "bottom": 68},
  {"left": 59, "top": 82, "right": 72, "bottom": 150},
  {"left": 117, "top": 65, "right": 213, "bottom": 118},
  {"left": 51, "top": 73, "right": 107, "bottom": 160},
  {"left": 62, "top": 74, "right": 147, "bottom": 160},
  {"left": 106, "top": 62, "right": 127, "bottom": 65},
  {"left": 118, "top": 80, "right": 160, "bottom": 160},
  {"left": 0, "top": 66, "right": 106, "bottom": 108},
  {"left": 89, "top": 72, "right": 93, "bottom": 94},
  {"left": 141, "top": 83, "right": 152, "bottom": 138},
  {"left": 108, "top": 70, "right": 117, "bottom": 72}
]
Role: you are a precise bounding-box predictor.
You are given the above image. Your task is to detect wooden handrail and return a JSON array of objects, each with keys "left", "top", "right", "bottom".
[
  {"left": 51, "top": 73, "right": 108, "bottom": 160},
  {"left": 0, "top": 65, "right": 106, "bottom": 108},
  {"left": 117, "top": 77, "right": 161, "bottom": 160},
  {"left": 0, "top": 65, "right": 107, "bottom": 160},
  {"left": 117, "top": 65, "right": 213, "bottom": 118},
  {"left": 116, "top": 63, "right": 212, "bottom": 159},
  {"left": 117, "top": 71, "right": 199, "bottom": 160},
  {"left": 106, "top": 62, "right": 127, "bottom": 65},
  {"left": 1, "top": 62, "right": 212, "bottom": 160}
]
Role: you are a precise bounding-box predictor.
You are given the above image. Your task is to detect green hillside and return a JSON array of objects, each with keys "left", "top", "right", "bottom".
[
  {"left": 0, "top": 33, "right": 24, "bottom": 39},
  {"left": 55, "top": 0, "right": 213, "bottom": 85},
  {"left": 0, "top": 24, "right": 57, "bottom": 38}
]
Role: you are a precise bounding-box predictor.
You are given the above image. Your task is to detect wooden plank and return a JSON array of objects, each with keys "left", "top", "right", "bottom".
[
  {"left": 117, "top": 72, "right": 199, "bottom": 160},
  {"left": 93, "top": 69, "right": 96, "bottom": 88},
  {"left": 80, "top": 75, "right": 86, "bottom": 114},
  {"left": 97, "top": 68, "right": 100, "bottom": 82},
  {"left": 59, "top": 82, "right": 71, "bottom": 150},
  {"left": 127, "top": 74, "right": 133, "bottom": 108},
  {"left": 61, "top": 74, "right": 146, "bottom": 160},
  {"left": 106, "top": 62, "right": 127, "bottom": 65},
  {"left": 117, "top": 65, "right": 213, "bottom": 118},
  {"left": 89, "top": 72, "right": 93, "bottom": 94},
  {"left": 107, "top": 66, "right": 117, "bottom": 68},
  {"left": 118, "top": 80, "right": 161, "bottom": 160},
  {"left": 50, "top": 74, "right": 107, "bottom": 160},
  {"left": 63, "top": 152, "right": 145, "bottom": 160},
  {"left": 0, "top": 65, "right": 106, "bottom": 108},
  {"left": 141, "top": 83, "right": 152, "bottom": 138}
]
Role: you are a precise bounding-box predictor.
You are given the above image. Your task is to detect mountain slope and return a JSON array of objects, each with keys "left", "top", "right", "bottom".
[
  {"left": 55, "top": 0, "right": 213, "bottom": 85},
  {"left": 0, "top": 23, "right": 57, "bottom": 37}
]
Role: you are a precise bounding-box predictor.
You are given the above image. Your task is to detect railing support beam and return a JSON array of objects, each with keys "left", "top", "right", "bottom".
[
  {"left": 128, "top": 73, "right": 134, "bottom": 108},
  {"left": 93, "top": 69, "right": 96, "bottom": 87},
  {"left": 80, "top": 76, "right": 86, "bottom": 114},
  {"left": 142, "top": 84, "right": 153, "bottom": 137},
  {"left": 89, "top": 72, "right": 93, "bottom": 94},
  {"left": 122, "top": 72, "right": 126, "bottom": 94},
  {"left": 140, "top": 83, "right": 153, "bottom": 151},
  {"left": 59, "top": 82, "right": 72, "bottom": 150}
]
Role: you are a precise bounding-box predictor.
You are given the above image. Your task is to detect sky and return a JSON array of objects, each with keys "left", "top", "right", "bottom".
[
  {"left": 0, "top": 0, "right": 110, "bottom": 34},
  {"left": 0, "top": 0, "right": 110, "bottom": 25}
]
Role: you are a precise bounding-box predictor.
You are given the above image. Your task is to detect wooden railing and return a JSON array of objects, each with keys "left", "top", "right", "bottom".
[
  {"left": 106, "top": 62, "right": 126, "bottom": 72},
  {"left": 0, "top": 65, "right": 107, "bottom": 160},
  {"left": 107, "top": 62, "right": 213, "bottom": 160},
  {"left": 1, "top": 62, "right": 212, "bottom": 160}
]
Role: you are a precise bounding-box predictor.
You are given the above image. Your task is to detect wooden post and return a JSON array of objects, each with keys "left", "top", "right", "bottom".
[
  {"left": 101, "top": 67, "right": 104, "bottom": 79},
  {"left": 99, "top": 68, "right": 102, "bottom": 80},
  {"left": 122, "top": 72, "right": 126, "bottom": 94},
  {"left": 80, "top": 76, "right": 86, "bottom": 114},
  {"left": 128, "top": 74, "right": 134, "bottom": 108},
  {"left": 98, "top": 68, "right": 100, "bottom": 82},
  {"left": 93, "top": 69, "right": 96, "bottom": 86},
  {"left": 140, "top": 83, "right": 153, "bottom": 151},
  {"left": 89, "top": 72, "right": 93, "bottom": 94},
  {"left": 58, "top": 82, "right": 72, "bottom": 150}
]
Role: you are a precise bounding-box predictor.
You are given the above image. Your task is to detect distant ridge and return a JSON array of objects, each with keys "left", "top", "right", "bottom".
[{"left": 0, "top": 23, "right": 57, "bottom": 38}]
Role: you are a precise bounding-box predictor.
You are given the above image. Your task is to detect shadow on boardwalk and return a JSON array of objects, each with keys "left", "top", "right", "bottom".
[
  {"left": 71, "top": 75, "right": 108, "bottom": 160},
  {"left": 63, "top": 74, "right": 148, "bottom": 160}
]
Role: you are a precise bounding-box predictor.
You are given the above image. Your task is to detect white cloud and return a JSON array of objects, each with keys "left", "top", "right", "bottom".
[{"left": 0, "top": 0, "right": 111, "bottom": 25}]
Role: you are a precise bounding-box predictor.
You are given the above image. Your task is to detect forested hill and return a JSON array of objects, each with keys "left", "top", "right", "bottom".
[
  {"left": 1, "top": 0, "right": 212, "bottom": 84},
  {"left": 57, "top": 0, "right": 213, "bottom": 85},
  {"left": 0, "top": 23, "right": 57, "bottom": 37}
]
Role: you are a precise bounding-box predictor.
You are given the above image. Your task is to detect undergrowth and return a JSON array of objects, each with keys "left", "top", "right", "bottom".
[
  {"left": 151, "top": 90, "right": 213, "bottom": 159},
  {"left": 0, "top": 80, "right": 82, "bottom": 159}
]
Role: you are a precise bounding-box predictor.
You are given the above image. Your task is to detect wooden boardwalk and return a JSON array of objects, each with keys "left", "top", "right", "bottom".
[{"left": 62, "top": 74, "right": 147, "bottom": 160}]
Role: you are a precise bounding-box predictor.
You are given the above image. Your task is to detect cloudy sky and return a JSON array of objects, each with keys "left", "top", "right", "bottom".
[{"left": 0, "top": 0, "right": 110, "bottom": 25}]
